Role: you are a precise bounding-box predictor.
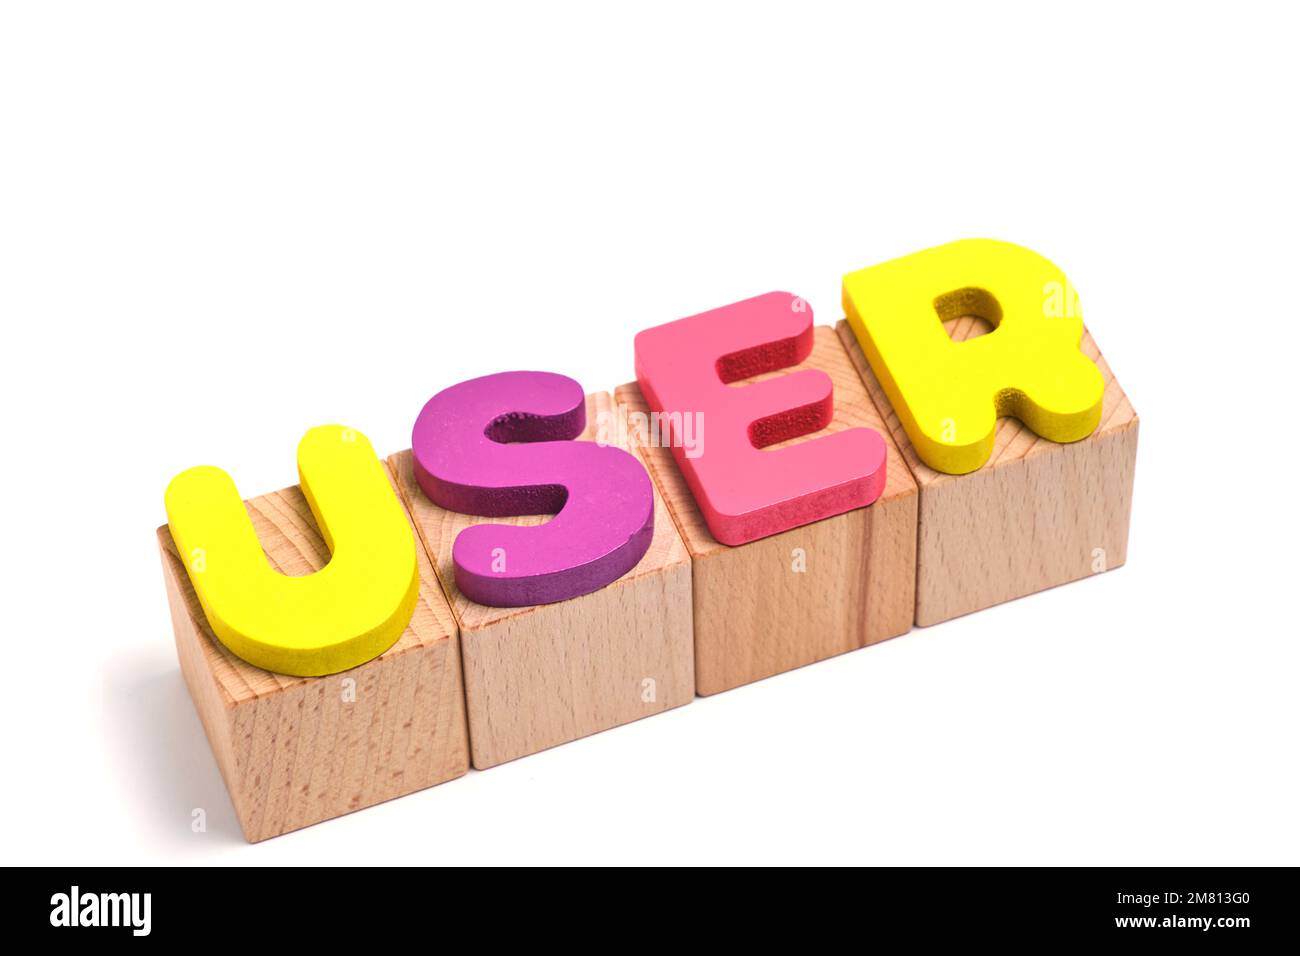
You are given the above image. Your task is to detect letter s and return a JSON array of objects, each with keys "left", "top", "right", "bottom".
[{"left": 411, "top": 371, "right": 654, "bottom": 607}]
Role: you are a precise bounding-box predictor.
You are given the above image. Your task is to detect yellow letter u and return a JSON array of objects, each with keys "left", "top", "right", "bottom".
[{"left": 164, "top": 425, "right": 419, "bottom": 676}]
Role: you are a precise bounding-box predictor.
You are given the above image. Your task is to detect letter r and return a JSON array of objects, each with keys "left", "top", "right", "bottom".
[{"left": 842, "top": 238, "right": 1105, "bottom": 475}]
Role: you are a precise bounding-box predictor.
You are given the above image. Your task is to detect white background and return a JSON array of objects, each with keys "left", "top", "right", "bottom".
[{"left": 2, "top": 1, "right": 1296, "bottom": 865}]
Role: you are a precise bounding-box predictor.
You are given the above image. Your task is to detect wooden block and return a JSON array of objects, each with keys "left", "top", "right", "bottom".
[
  {"left": 837, "top": 319, "right": 1139, "bottom": 626},
  {"left": 157, "top": 468, "right": 469, "bottom": 842},
  {"left": 389, "top": 391, "right": 695, "bottom": 770},
  {"left": 616, "top": 326, "right": 918, "bottom": 696}
]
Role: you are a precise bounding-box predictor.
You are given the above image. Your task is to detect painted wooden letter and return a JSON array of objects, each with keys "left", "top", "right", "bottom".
[
  {"left": 411, "top": 371, "right": 654, "bottom": 607},
  {"left": 634, "top": 291, "right": 887, "bottom": 545},
  {"left": 163, "top": 424, "right": 420, "bottom": 676},
  {"left": 842, "top": 238, "right": 1105, "bottom": 475}
]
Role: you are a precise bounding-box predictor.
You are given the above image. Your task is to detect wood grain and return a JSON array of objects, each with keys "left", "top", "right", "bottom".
[
  {"left": 389, "top": 391, "right": 695, "bottom": 769},
  {"left": 157, "top": 468, "right": 469, "bottom": 842},
  {"left": 615, "top": 326, "right": 918, "bottom": 695},
  {"left": 837, "top": 319, "right": 1139, "bottom": 625}
]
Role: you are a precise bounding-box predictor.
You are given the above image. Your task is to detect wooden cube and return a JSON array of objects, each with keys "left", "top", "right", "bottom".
[
  {"left": 837, "top": 319, "right": 1139, "bottom": 626},
  {"left": 615, "top": 326, "right": 919, "bottom": 696},
  {"left": 389, "top": 391, "right": 695, "bottom": 770},
  {"left": 156, "top": 471, "right": 469, "bottom": 843}
]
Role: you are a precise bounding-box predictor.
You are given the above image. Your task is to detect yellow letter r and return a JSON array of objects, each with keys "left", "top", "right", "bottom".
[{"left": 842, "top": 238, "right": 1105, "bottom": 475}]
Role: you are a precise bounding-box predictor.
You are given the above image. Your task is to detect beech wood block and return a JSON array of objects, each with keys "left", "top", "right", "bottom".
[
  {"left": 836, "top": 319, "right": 1139, "bottom": 626},
  {"left": 157, "top": 471, "right": 469, "bottom": 843},
  {"left": 615, "top": 326, "right": 919, "bottom": 696},
  {"left": 389, "top": 391, "right": 694, "bottom": 770}
]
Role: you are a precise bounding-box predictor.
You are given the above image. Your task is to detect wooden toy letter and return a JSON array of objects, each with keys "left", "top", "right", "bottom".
[
  {"left": 411, "top": 371, "right": 654, "bottom": 607},
  {"left": 164, "top": 425, "right": 420, "bottom": 676},
  {"left": 842, "top": 238, "right": 1105, "bottom": 475},
  {"left": 634, "top": 291, "right": 887, "bottom": 546}
]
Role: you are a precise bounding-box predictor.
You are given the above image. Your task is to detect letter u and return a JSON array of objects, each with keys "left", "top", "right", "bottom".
[{"left": 164, "top": 425, "right": 419, "bottom": 675}]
